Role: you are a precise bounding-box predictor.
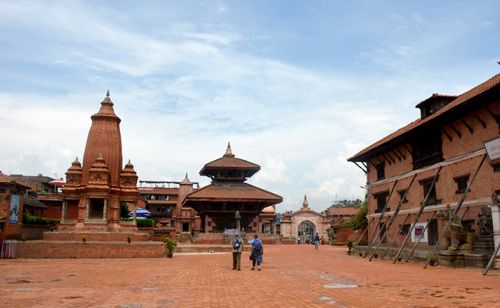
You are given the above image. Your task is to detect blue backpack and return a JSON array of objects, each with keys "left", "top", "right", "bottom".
[{"left": 233, "top": 239, "right": 241, "bottom": 249}]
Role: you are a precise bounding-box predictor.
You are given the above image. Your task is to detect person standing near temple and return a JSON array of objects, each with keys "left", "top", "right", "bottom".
[
  {"left": 250, "top": 234, "right": 264, "bottom": 271},
  {"left": 231, "top": 233, "right": 243, "bottom": 271},
  {"left": 314, "top": 232, "right": 321, "bottom": 250}
]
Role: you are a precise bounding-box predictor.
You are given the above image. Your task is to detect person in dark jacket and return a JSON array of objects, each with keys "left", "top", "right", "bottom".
[
  {"left": 250, "top": 234, "right": 263, "bottom": 271},
  {"left": 314, "top": 233, "right": 321, "bottom": 250}
]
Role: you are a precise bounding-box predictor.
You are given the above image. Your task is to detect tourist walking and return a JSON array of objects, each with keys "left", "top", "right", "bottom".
[
  {"left": 250, "top": 234, "right": 264, "bottom": 271},
  {"left": 314, "top": 232, "right": 320, "bottom": 250},
  {"left": 231, "top": 233, "right": 243, "bottom": 270}
]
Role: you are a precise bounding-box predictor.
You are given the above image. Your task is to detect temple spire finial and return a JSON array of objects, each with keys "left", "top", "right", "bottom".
[
  {"left": 302, "top": 194, "right": 309, "bottom": 208},
  {"left": 106, "top": 89, "right": 110, "bottom": 97},
  {"left": 224, "top": 142, "right": 234, "bottom": 158},
  {"left": 181, "top": 172, "right": 191, "bottom": 184}
]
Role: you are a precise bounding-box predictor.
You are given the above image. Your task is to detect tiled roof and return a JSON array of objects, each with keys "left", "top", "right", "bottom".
[
  {"left": 327, "top": 207, "right": 359, "bottom": 216},
  {"left": 138, "top": 187, "right": 179, "bottom": 194},
  {"left": 349, "top": 73, "right": 500, "bottom": 161},
  {"left": 24, "top": 195, "right": 48, "bottom": 209},
  {"left": 10, "top": 174, "right": 54, "bottom": 184},
  {"left": 0, "top": 172, "right": 31, "bottom": 188},
  {"left": 184, "top": 182, "right": 282, "bottom": 202},
  {"left": 201, "top": 156, "right": 260, "bottom": 171}
]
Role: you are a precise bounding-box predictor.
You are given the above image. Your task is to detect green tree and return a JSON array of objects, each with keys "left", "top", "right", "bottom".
[{"left": 343, "top": 200, "right": 367, "bottom": 230}]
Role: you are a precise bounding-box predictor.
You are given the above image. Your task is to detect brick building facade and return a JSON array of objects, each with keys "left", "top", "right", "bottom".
[
  {"left": 349, "top": 74, "right": 500, "bottom": 263},
  {"left": 0, "top": 172, "right": 29, "bottom": 241}
]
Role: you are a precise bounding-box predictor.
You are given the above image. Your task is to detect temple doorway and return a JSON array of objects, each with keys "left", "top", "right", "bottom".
[
  {"left": 88, "top": 198, "right": 104, "bottom": 219},
  {"left": 298, "top": 220, "right": 315, "bottom": 244}
]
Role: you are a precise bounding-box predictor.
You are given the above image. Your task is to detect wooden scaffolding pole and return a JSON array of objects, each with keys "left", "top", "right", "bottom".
[
  {"left": 423, "top": 154, "right": 487, "bottom": 268},
  {"left": 369, "top": 174, "right": 418, "bottom": 261},
  {"left": 406, "top": 206, "right": 470, "bottom": 263},
  {"left": 363, "top": 180, "right": 399, "bottom": 258},
  {"left": 393, "top": 166, "right": 442, "bottom": 263},
  {"left": 380, "top": 214, "right": 411, "bottom": 260},
  {"left": 404, "top": 211, "right": 437, "bottom": 262},
  {"left": 483, "top": 193, "right": 499, "bottom": 275}
]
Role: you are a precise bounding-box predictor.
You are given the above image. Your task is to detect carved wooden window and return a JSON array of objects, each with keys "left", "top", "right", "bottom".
[
  {"left": 411, "top": 129, "right": 443, "bottom": 170},
  {"left": 400, "top": 224, "right": 410, "bottom": 235},
  {"left": 373, "top": 191, "right": 389, "bottom": 213},
  {"left": 454, "top": 175, "right": 469, "bottom": 194},
  {"left": 376, "top": 162, "right": 385, "bottom": 181},
  {"left": 421, "top": 179, "right": 439, "bottom": 206},
  {"left": 398, "top": 190, "right": 408, "bottom": 204}
]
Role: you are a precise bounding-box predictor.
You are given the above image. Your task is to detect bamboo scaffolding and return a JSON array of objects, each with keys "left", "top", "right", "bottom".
[
  {"left": 363, "top": 180, "right": 399, "bottom": 258},
  {"left": 380, "top": 214, "right": 411, "bottom": 260},
  {"left": 405, "top": 212, "right": 437, "bottom": 262},
  {"left": 483, "top": 193, "right": 499, "bottom": 275},
  {"left": 423, "top": 154, "right": 487, "bottom": 268},
  {"left": 369, "top": 174, "right": 418, "bottom": 261},
  {"left": 393, "top": 166, "right": 442, "bottom": 263}
]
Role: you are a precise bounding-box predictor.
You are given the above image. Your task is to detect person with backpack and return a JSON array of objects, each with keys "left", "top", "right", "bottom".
[
  {"left": 231, "top": 233, "right": 243, "bottom": 270},
  {"left": 314, "top": 232, "right": 321, "bottom": 250},
  {"left": 250, "top": 234, "right": 263, "bottom": 271}
]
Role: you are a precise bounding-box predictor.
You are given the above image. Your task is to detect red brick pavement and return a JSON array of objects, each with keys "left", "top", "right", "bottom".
[{"left": 1, "top": 245, "right": 499, "bottom": 307}]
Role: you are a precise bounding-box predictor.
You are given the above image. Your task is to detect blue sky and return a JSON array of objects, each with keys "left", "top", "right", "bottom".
[{"left": 0, "top": 1, "right": 499, "bottom": 212}]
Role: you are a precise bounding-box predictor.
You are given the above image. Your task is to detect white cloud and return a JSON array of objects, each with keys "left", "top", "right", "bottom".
[{"left": 0, "top": 1, "right": 497, "bottom": 214}]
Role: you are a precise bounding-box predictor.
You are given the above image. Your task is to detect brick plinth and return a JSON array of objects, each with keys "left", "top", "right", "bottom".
[
  {"left": 43, "top": 231, "right": 149, "bottom": 242},
  {"left": 16, "top": 241, "right": 165, "bottom": 258}
]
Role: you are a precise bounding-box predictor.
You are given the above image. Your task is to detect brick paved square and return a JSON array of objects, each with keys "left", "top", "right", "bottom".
[{"left": 1, "top": 245, "right": 499, "bottom": 307}]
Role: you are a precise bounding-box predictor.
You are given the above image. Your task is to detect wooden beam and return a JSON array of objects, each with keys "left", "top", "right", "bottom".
[
  {"left": 391, "top": 150, "right": 402, "bottom": 162},
  {"left": 449, "top": 122, "right": 462, "bottom": 138},
  {"left": 396, "top": 148, "right": 406, "bottom": 160},
  {"left": 361, "top": 161, "right": 368, "bottom": 169},
  {"left": 383, "top": 154, "right": 394, "bottom": 165},
  {"left": 441, "top": 127, "right": 453, "bottom": 142},
  {"left": 485, "top": 106, "right": 500, "bottom": 125},
  {"left": 460, "top": 118, "right": 474, "bottom": 134},
  {"left": 386, "top": 153, "right": 397, "bottom": 164},
  {"left": 474, "top": 112, "right": 487, "bottom": 128},
  {"left": 353, "top": 161, "right": 367, "bottom": 174},
  {"left": 404, "top": 144, "right": 412, "bottom": 155}
]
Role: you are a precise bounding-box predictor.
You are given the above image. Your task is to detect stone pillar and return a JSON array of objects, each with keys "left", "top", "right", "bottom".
[
  {"left": 103, "top": 199, "right": 108, "bottom": 221},
  {"left": 235, "top": 211, "right": 241, "bottom": 231},
  {"left": 491, "top": 193, "right": 500, "bottom": 269},
  {"left": 61, "top": 200, "right": 67, "bottom": 222},
  {"left": 271, "top": 221, "right": 276, "bottom": 235},
  {"left": 78, "top": 196, "right": 86, "bottom": 223}
]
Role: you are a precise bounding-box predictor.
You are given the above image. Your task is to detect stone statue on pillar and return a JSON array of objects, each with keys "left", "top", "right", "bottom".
[{"left": 235, "top": 210, "right": 241, "bottom": 232}]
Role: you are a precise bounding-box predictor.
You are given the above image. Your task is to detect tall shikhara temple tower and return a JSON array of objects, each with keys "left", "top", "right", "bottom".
[{"left": 50, "top": 92, "right": 144, "bottom": 239}]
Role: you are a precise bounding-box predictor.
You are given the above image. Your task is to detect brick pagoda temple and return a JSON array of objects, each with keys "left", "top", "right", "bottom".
[{"left": 183, "top": 143, "right": 282, "bottom": 237}]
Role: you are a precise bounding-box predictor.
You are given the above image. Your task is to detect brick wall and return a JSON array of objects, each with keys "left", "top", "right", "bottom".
[
  {"left": 21, "top": 224, "right": 51, "bottom": 240},
  {"left": 43, "top": 231, "right": 150, "bottom": 242},
  {"left": 16, "top": 241, "right": 166, "bottom": 258}
]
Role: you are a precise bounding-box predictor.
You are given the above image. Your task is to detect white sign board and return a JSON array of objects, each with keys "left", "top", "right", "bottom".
[
  {"left": 411, "top": 222, "right": 428, "bottom": 243},
  {"left": 485, "top": 137, "right": 500, "bottom": 162}
]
